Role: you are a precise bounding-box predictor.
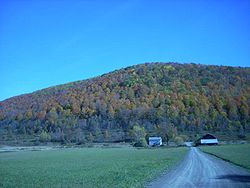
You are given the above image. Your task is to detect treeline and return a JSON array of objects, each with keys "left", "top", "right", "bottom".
[{"left": 0, "top": 63, "right": 249, "bottom": 144}]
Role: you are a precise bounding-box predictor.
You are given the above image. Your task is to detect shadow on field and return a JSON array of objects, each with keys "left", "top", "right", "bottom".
[{"left": 216, "top": 175, "right": 250, "bottom": 182}]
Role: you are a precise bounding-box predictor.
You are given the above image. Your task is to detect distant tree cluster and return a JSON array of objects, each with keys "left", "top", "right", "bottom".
[{"left": 0, "top": 63, "right": 249, "bottom": 144}]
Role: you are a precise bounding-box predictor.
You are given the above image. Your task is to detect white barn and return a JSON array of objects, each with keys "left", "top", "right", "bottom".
[
  {"left": 195, "top": 134, "right": 218, "bottom": 146},
  {"left": 149, "top": 137, "right": 162, "bottom": 146}
]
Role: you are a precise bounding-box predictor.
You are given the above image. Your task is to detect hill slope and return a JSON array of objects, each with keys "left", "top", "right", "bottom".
[{"left": 0, "top": 63, "right": 250, "bottom": 144}]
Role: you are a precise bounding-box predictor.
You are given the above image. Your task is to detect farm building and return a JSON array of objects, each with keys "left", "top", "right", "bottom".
[
  {"left": 195, "top": 134, "right": 218, "bottom": 146},
  {"left": 149, "top": 137, "right": 162, "bottom": 146}
]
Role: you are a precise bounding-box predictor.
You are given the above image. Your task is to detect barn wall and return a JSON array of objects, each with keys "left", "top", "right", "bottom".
[{"left": 200, "top": 139, "right": 218, "bottom": 144}]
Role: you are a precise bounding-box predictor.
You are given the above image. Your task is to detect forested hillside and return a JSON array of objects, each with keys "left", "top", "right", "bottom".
[{"left": 0, "top": 63, "right": 249, "bottom": 144}]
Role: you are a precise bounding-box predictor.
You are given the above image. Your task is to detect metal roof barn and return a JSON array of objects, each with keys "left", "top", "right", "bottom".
[
  {"left": 149, "top": 137, "right": 162, "bottom": 146},
  {"left": 195, "top": 134, "right": 218, "bottom": 146}
]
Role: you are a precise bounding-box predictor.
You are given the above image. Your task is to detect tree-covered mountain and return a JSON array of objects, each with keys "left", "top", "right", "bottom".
[{"left": 0, "top": 63, "right": 249, "bottom": 144}]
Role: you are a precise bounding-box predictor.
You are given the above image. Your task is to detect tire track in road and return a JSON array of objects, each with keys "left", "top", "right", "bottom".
[{"left": 147, "top": 147, "right": 250, "bottom": 188}]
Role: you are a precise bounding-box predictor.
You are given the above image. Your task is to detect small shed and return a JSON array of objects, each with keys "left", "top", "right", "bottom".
[
  {"left": 149, "top": 137, "right": 162, "bottom": 146},
  {"left": 195, "top": 134, "right": 218, "bottom": 146}
]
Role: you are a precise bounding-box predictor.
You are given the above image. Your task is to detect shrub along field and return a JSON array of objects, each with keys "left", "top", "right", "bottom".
[
  {"left": 0, "top": 147, "right": 188, "bottom": 188},
  {"left": 200, "top": 144, "right": 250, "bottom": 171}
]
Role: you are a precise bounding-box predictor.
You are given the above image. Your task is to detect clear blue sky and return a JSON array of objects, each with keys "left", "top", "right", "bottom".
[{"left": 0, "top": 0, "right": 249, "bottom": 101}]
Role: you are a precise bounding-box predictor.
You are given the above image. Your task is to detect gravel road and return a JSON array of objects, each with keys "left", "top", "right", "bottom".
[{"left": 147, "top": 147, "right": 250, "bottom": 188}]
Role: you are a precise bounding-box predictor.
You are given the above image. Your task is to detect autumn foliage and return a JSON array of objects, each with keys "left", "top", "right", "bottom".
[{"left": 0, "top": 63, "right": 249, "bottom": 143}]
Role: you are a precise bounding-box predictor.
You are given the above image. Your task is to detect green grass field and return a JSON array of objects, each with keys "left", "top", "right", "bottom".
[
  {"left": 200, "top": 144, "right": 250, "bottom": 171},
  {"left": 0, "top": 147, "right": 188, "bottom": 188}
]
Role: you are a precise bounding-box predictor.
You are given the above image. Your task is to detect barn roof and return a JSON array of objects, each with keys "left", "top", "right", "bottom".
[
  {"left": 200, "top": 133, "right": 217, "bottom": 139},
  {"left": 149, "top": 137, "right": 162, "bottom": 140},
  {"left": 148, "top": 136, "right": 162, "bottom": 140}
]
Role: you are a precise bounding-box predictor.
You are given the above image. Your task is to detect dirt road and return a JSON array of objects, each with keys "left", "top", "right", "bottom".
[{"left": 147, "top": 147, "right": 250, "bottom": 188}]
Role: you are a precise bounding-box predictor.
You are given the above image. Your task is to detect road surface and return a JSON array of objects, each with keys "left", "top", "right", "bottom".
[{"left": 147, "top": 147, "right": 250, "bottom": 188}]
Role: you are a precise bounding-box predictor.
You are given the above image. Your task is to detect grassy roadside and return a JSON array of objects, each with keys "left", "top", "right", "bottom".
[
  {"left": 200, "top": 144, "right": 250, "bottom": 171},
  {"left": 0, "top": 147, "right": 188, "bottom": 188}
]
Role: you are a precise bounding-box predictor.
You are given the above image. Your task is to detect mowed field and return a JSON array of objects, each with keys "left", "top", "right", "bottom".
[
  {"left": 200, "top": 144, "right": 250, "bottom": 171},
  {"left": 0, "top": 147, "right": 188, "bottom": 188}
]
